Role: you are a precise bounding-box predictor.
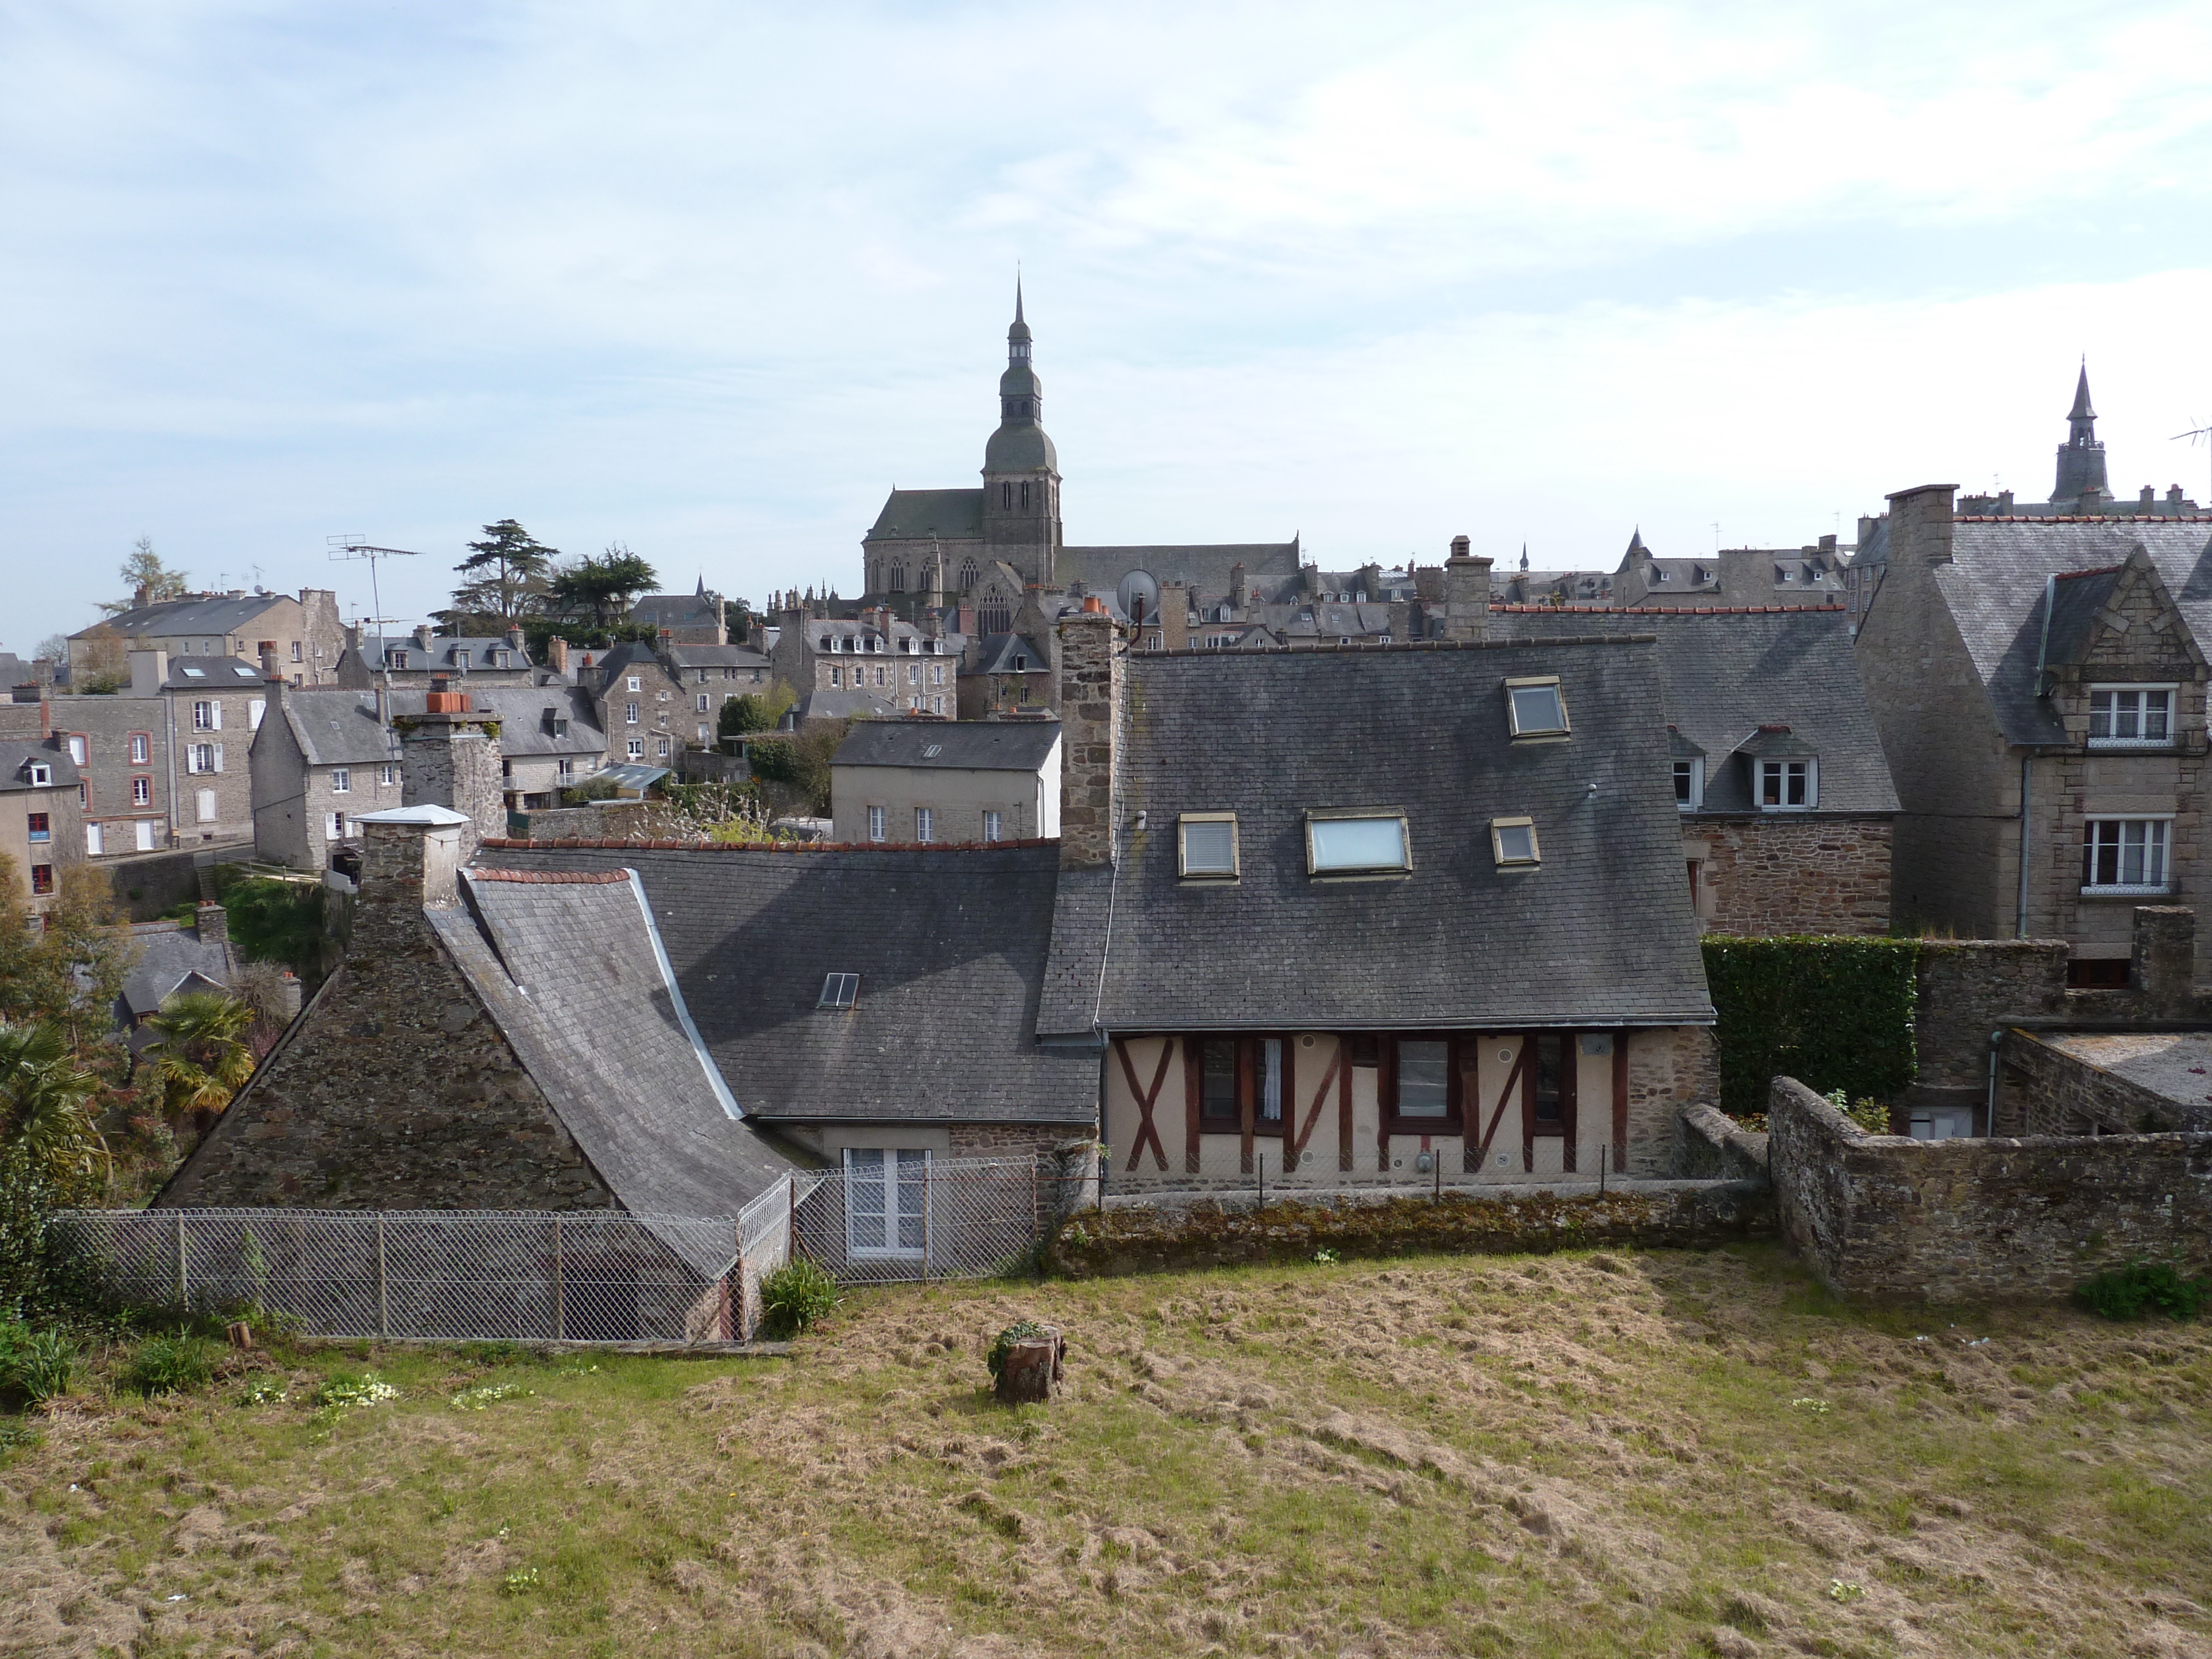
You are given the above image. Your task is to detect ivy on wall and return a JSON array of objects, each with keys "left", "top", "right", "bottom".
[{"left": 1702, "top": 936, "right": 1920, "bottom": 1118}]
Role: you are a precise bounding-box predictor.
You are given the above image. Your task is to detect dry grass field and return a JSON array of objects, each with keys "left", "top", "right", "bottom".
[{"left": 4, "top": 1243, "right": 2211, "bottom": 1659}]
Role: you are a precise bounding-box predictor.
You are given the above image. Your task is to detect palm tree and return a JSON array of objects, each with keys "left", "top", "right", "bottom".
[
  {"left": 143, "top": 993, "right": 258, "bottom": 1135},
  {"left": 0, "top": 1019, "right": 107, "bottom": 1180}
]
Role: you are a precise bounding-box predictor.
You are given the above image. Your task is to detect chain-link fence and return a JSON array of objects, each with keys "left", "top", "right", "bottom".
[
  {"left": 790, "top": 1153, "right": 1095, "bottom": 1286},
  {"left": 53, "top": 1209, "right": 761, "bottom": 1343}
]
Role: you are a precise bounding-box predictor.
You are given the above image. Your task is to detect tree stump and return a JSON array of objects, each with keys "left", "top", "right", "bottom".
[
  {"left": 225, "top": 1321, "right": 254, "bottom": 1350},
  {"left": 994, "top": 1325, "right": 1065, "bottom": 1404}
]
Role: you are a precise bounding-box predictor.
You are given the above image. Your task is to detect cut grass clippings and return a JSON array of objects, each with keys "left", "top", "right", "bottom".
[{"left": 4, "top": 1243, "right": 2212, "bottom": 1657}]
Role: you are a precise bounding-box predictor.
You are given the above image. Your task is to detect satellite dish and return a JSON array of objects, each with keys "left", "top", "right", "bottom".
[{"left": 1117, "top": 570, "right": 1159, "bottom": 627}]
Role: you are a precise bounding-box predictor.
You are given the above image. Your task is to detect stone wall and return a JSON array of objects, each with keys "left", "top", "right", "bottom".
[
  {"left": 1055, "top": 607, "right": 1122, "bottom": 869},
  {"left": 1691, "top": 814, "right": 1892, "bottom": 936},
  {"left": 1768, "top": 1073, "right": 2212, "bottom": 1300},
  {"left": 948, "top": 1122, "right": 1087, "bottom": 1160},
  {"left": 396, "top": 709, "right": 504, "bottom": 860},
  {"left": 1995, "top": 1029, "right": 2211, "bottom": 1137},
  {"left": 1677, "top": 1103, "right": 1769, "bottom": 1181},
  {"left": 1623, "top": 1025, "right": 1719, "bottom": 1177},
  {"left": 1048, "top": 1178, "right": 1773, "bottom": 1277},
  {"left": 160, "top": 817, "right": 613, "bottom": 1212},
  {"left": 1912, "top": 937, "right": 2069, "bottom": 1087}
]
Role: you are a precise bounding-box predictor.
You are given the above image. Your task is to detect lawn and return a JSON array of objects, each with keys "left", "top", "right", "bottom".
[{"left": 5, "top": 1243, "right": 2211, "bottom": 1658}]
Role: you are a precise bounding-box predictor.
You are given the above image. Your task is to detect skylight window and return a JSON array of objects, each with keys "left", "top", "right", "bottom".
[
  {"left": 181, "top": 666, "right": 206, "bottom": 678},
  {"left": 1504, "top": 677, "right": 1569, "bottom": 740},
  {"left": 1490, "top": 817, "right": 1541, "bottom": 868},
  {"left": 1305, "top": 810, "right": 1411, "bottom": 877},
  {"left": 922, "top": 744, "right": 943, "bottom": 759},
  {"left": 1178, "top": 812, "right": 1239, "bottom": 879},
  {"left": 817, "top": 972, "right": 860, "bottom": 1010}
]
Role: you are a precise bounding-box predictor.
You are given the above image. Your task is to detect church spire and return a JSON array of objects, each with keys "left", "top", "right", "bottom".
[{"left": 2053, "top": 358, "right": 2109, "bottom": 503}]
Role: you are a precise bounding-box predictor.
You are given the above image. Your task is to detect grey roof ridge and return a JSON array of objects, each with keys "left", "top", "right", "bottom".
[
  {"left": 617, "top": 867, "right": 742, "bottom": 1121},
  {"left": 1955, "top": 513, "right": 2212, "bottom": 523},
  {"left": 1486, "top": 603, "right": 1845, "bottom": 615},
  {"left": 476, "top": 836, "right": 1061, "bottom": 853},
  {"left": 1145, "top": 634, "right": 1661, "bottom": 655}
]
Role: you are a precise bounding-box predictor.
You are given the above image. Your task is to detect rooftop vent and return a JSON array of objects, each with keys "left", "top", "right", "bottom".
[{"left": 817, "top": 972, "right": 860, "bottom": 1010}]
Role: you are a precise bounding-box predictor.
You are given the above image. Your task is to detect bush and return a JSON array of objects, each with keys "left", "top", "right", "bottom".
[
  {"left": 561, "top": 776, "right": 620, "bottom": 806},
  {"left": 0, "top": 1318, "right": 77, "bottom": 1405},
  {"left": 2077, "top": 1261, "right": 2209, "bottom": 1322},
  {"left": 1703, "top": 937, "right": 1920, "bottom": 1118},
  {"left": 0, "top": 1148, "right": 101, "bottom": 1323},
  {"left": 759, "top": 1258, "right": 840, "bottom": 1337},
  {"left": 218, "top": 875, "right": 330, "bottom": 980},
  {"left": 127, "top": 1334, "right": 218, "bottom": 1395},
  {"left": 1824, "top": 1088, "right": 1893, "bottom": 1135}
]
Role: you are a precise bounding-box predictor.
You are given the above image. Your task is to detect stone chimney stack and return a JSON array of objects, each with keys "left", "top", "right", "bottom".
[
  {"left": 546, "top": 635, "right": 570, "bottom": 678},
  {"left": 353, "top": 805, "right": 471, "bottom": 948},
  {"left": 395, "top": 685, "right": 504, "bottom": 862},
  {"left": 507, "top": 624, "right": 525, "bottom": 653},
  {"left": 1057, "top": 599, "right": 1123, "bottom": 870},
  {"left": 1159, "top": 582, "right": 1190, "bottom": 651},
  {"left": 1887, "top": 483, "right": 1958, "bottom": 567},
  {"left": 133, "top": 583, "right": 149, "bottom": 609},
  {"left": 195, "top": 900, "right": 228, "bottom": 945},
  {"left": 1229, "top": 562, "right": 1248, "bottom": 609},
  {"left": 1441, "top": 534, "right": 1492, "bottom": 641},
  {"left": 413, "top": 623, "right": 434, "bottom": 650}
]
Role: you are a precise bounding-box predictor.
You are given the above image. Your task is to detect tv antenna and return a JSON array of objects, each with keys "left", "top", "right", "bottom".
[
  {"left": 327, "top": 537, "right": 428, "bottom": 649},
  {"left": 2171, "top": 420, "right": 2212, "bottom": 502}
]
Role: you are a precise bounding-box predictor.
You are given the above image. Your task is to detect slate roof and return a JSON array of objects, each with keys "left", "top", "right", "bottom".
[
  {"left": 1490, "top": 608, "right": 1899, "bottom": 815},
  {"left": 74, "top": 592, "right": 288, "bottom": 641},
  {"left": 427, "top": 869, "right": 801, "bottom": 1264},
  {"left": 1, "top": 739, "right": 79, "bottom": 793},
  {"left": 122, "top": 921, "right": 236, "bottom": 1020},
  {"left": 833, "top": 721, "right": 1060, "bottom": 773},
  {"left": 629, "top": 593, "right": 722, "bottom": 632},
  {"left": 1926, "top": 518, "right": 2212, "bottom": 744},
  {"left": 2037, "top": 566, "right": 2124, "bottom": 668},
  {"left": 275, "top": 690, "right": 402, "bottom": 768},
  {"left": 969, "top": 633, "right": 1050, "bottom": 674},
  {"left": 1038, "top": 639, "right": 1715, "bottom": 1039},
  {"left": 791, "top": 689, "right": 898, "bottom": 723},
  {"left": 867, "top": 488, "right": 985, "bottom": 541},
  {"left": 1060, "top": 541, "right": 1302, "bottom": 602},
  {"left": 662, "top": 645, "right": 771, "bottom": 672},
  {"left": 464, "top": 844, "right": 1096, "bottom": 1125},
  {"left": 1248, "top": 601, "right": 1396, "bottom": 641},
  {"left": 352, "top": 634, "right": 525, "bottom": 673},
  {"left": 158, "top": 657, "right": 267, "bottom": 690},
  {"left": 0, "top": 654, "right": 34, "bottom": 687}
]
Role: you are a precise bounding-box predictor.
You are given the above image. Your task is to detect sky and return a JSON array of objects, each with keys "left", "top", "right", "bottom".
[{"left": 7, "top": 0, "right": 2212, "bottom": 650}]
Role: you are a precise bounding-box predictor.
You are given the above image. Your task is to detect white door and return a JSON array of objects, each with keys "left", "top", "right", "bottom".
[
  {"left": 85, "top": 822, "right": 103, "bottom": 856},
  {"left": 135, "top": 819, "right": 159, "bottom": 852},
  {"left": 196, "top": 789, "right": 218, "bottom": 822},
  {"left": 845, "top": 1148, "right": 928, "bottom": 1259}
]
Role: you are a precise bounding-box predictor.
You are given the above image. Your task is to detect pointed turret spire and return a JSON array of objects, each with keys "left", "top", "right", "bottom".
[
  {"left": 2053, "top": 358, "right": 2109, "bottom": 504},
  {"left": 2069, "top": 358, "right": 2095, "bottom": 422},
  {"left": 1520, "top": 542, "right": 1530, "bottom": 572}
]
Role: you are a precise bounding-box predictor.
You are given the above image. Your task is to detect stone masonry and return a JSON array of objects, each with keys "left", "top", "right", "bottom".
[
  {"left": 1056, "top": 603, "right": 1123, "bottom": 869},
  {"left": 1623, "top": 1025, "right": 1720, "bottom": 1178},
  {"left": 160, "top": 814, "right": 612, "bottom": 1211},
  {"left": 1768, "top": 1074, "right": 2212, "bottom": 1301},
  {"left": 396, "top": 705, "right": 505, "bottom": 862},
  {"left": 1693, "top": 814, "right": 1891, "bottom": 936}
]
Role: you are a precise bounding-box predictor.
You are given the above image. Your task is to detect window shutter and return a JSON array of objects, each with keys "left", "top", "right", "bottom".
[
  {"left": 213, "top": 743, "right": 225, "bottom": 773},
  {"left": 210, "top": 702, "right": 222, "bottom": 730}
]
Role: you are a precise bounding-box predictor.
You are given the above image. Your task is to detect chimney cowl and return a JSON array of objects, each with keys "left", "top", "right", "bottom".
[
  {"left": 1081, "top": 596, "right": 1106, "bottom": 614},
  {"left": 1449, "top": 535, "right": 1472, "bottom": 560}
]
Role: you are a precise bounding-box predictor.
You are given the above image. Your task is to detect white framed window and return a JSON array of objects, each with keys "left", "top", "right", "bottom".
[
  {"left": 844, "top": 1147, "right": 927, "bottom": 1260},
  {"left": 1490, "top": 816, "right": 1541, "bottom": 868},
  {"left": 829, "top": 666, "right": 843, "bottom": 687},
  {"left": 1503, "top": 676, "right": 1569, "bottom": 739},
  {"left": 1674, "top": 758, "right": 1704, "bottom": 810},
  {"left": 66, "top": 734, "right": 86, "bottom": 765},
  {"left": 192, "top": 699, "right": 220, "bottom": 731},
  {"left": 1178, "top": 812, "right": 1239, "bottom": 879},
  {"left": 135, "top": 818, "right": 159, "bottom": 852},
  {"left": 626, "top": 738, "right": 644, "bottom": 760},
  {"left": 696, "top": 724, "right": 709, "bottom": 743},
  {"left": 131, "top": 776, "right": 152, "bottom": 806},
  {"left": 696, "top": 693, "right": 710, "bottom": 712},
  {"left": 379, "top": 764, "right": 399, "bottom": 786},
  {"left": 249, "top": 699, "right": 265, "bottom": 729},
  {"left": 326, "top": 811, "right": 346, "bottom": 841},
  {"left": 625, "top": 676, "right": 640, "bottom": 692},
  {"left": 915, "top": 806, "right": 934, "bottom": 843},
  {"left": 2088, "top": 685, "right": 2177, "bottom": 749},
  {"left": 389, "top": 649, "right": 410, "bottom": 670},
  {"left": 129, "top": 733, "right": 149, "bottom": 764},
  {"left": 188, "top": 742, "right": 220, "bottom": 774},
  {"left": 557, "top": 758, "right": 575, "bottom": 782},
  {"left": 625, "top": 701, "right": 639, "bottom": 723},
  {"left": 983, "top": 810, "right": 1003, "bottom": 843},
  {"left": 85, "top": 822, "right": 103, "bottom": 856},
  {"left": 868, "top": 805, "right": 886, "bottom": 842},
  {"left": 330, "top": 768, "right": 351, "bottom": 793},
  {"left": 1757, "top": 758, "right": 1815, "bottom": 810},
  {"left": 656, "top": 736, "right": 670, "bottom": 758},
  {"left": 2083, "top": 817, "right": 2171, "bottom": 894},
  {"left": 291, "top": 640, "right": 302, "bottom": 662},
  {"left": 1305, "top": 810, "right": 1411, "bottom": 876},
  {"left": 494, "top": 650, "right": 512, "bottom": 669},
  {"left": 24, "top": 762, "right": 50, "bottom": 786},
  {"left": 196, "top": 788, "right": 218, "bottom": 822}
]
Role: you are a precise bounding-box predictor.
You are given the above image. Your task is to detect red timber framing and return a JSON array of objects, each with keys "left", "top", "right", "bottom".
[
  {"left": 1468, "top": 1040, "right": 1526, "bottom": 1175},
  {"left": 1285, "top": 1041, "right": 1339, "bottom": 1174},
  {"left": 1521, "top": 1032, "right": 1578, "bottom": 1174},
  {"left": 1612, "top": 1036, "right": 1630, "bottom": 1177},
  {"left": 1112, "top": 1037, "right": 1173, "bottom": 1173}
]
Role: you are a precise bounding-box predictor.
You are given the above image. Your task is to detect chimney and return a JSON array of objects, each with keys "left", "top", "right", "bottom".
[
  {"left": 507, "top": 624, "right": 525, "bottom": 653},
  {"left": 128, "top": 649, "right": 169, "bottom": 699},
  {"left": 2130, "top": 906, "right": 2198, "bottom": 1019},
  {"left": 1159, "top": 581, "right": 1190, "bottom": 651},
  {"left": 194, "top": 900, "right": 228, "bottom": 946},
  {"left": 394, "top": 700, "right": 504, "bottom": 862},
  {"left": 1229, "top": 562, "right": 1248, "bottom": 609},
  {"left": 1057, "top": 605, "right": 1123, "bottom": 870},
  {"left": 1441, "top": 534, "right": 1492, "bottom": 641},
  {"left": 258, "top": 643, "right": 278, "bottom": 678},
  {"left": 425, "top": 672, "right": 470, "bottom": 714},
  {"left": 413, "top": 623, "right": 434, "bottom": 650},
  {"left": 353, "top": 805, "right": 472, "bottom": 947},
  {"left": 1885, "top": 484, "right": 1958, "bottom": 567},
  {"left": 546, "top": 635, "right": 570, "bottom": 677},
  {"left": 133, "top": 584, "right": 149, "bottom": 609}
]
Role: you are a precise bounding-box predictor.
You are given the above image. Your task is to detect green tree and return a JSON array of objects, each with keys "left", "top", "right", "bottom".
[
  {"left": 547, "top": 545, "right": 659, "bottom": 630},
  {"left": 97, "top": 536, "right": 190, "bottom": 616},
  {"left": 745, "top": 719, "right": 847, "bottom": 816},
  {"left": 219, "top": 875, "right": 333, "bottom": 983},
  {"left": 716, "top": 690, "right": 788, "bottom": 740},
  {"left": 0, "top": 862, "right": 136, "bottom": 1044},
  {"left": 142, "top": 993, "right": 257, "bottom": 1135},
  {"left": 450, "top": 519, "right": 559, "bottom": 627},
  {"left": 0, "top": 1021, "right": 106, "bottom": 1185}
]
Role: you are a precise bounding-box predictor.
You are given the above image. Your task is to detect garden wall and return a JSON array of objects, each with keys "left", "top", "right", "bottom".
[
  {"left": 1768, "top": 1074, "right": 2212, "bottom": 1301},
  {"left": 1047, "top": 1178, "right": 1773, "bottom": 1278}
]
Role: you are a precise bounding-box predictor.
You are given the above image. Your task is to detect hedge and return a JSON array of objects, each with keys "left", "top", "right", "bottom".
[{"left": 1702, "top": 936, "right": 1919, "bottom": 1118}]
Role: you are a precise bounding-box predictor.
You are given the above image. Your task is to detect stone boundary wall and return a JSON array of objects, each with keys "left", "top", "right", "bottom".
[
  {"left": 1768, "top": 1074, "right": 2212, "bottom": 1301},
  {"left": 1996, "top": 1029, "right": 2212, "bottom": 1137},
  {"left": 1913, "top": 938, "right": 2068, "bottom": 1088},
  {"left": 1695, "top": 814, "right": 1892, "bottom": 937},
  {"left": 1046, "top": 1179, "right": 1773, "bottom": 1277},
  {"left": 1677, "top": 1104, "right": 1769, "bottom": 1182}
]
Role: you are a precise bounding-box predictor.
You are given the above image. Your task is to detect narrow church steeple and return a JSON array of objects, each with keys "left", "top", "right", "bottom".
[
  {"left": 2053, "top": 358, "right": 2109, "bottom": 504},
  {"left": 981, "top": 280, "right": 1062, "bottom": 588}
]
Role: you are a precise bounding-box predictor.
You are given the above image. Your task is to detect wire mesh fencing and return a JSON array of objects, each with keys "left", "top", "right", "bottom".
[
  {"left": 790, "top": 1153, "right": 1095, "bottom": 1286},
  {"left": 52, "top": 1209, "right": 757, "bottom": 1343}
]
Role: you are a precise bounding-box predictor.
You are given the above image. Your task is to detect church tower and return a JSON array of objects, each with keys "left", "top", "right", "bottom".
[
  {"left": 2052, "top": 361, "right": 2109, "bottom": 505},
  {"left": 980, "top": 281, "right": 1063, "bottom": 589}
]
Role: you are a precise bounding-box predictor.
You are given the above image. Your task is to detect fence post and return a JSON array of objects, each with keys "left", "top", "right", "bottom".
[
  {"left": 175, "top": 1212, "right": 188, "bottom": 1310},
  {"left": 375, "top": 1213, "right": 390, "bottom": 1339},
  {"left": 552, "top": 1217, "right": 565, "bottom": 1340},
  {"left": 786, "top": 1176, "right": 798, "bottom": 1261},
  {"left": 923, "top": 1165, "right": 934, "bottom": 1280}
]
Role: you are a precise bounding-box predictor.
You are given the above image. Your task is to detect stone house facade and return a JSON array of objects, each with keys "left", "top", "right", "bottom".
[
  {"left": 0, "top": 729, "right": 84, "bottom": 914},
  {"left": 1856, "top": 481, "right": 2212, "bottom": 978},
  {"left": 336, "top": 625, "right": 540, "bottom": 688},
  {"left": 46, "top": 690, "right": 173, "bottom": 859},
  {"left": 770, "top": 609, "right": 961, "bottom": 717},
  {"left": 250, "top": 686, "right": 406, "bottom": 872},
  {"left": 71, "top": 587, "right": 345, "bottom": 690},
  {"left": 572, "top": 642, "right": 693, "bottom": 768},
  {"left": 661, "top": 645, "right": 774, "bottom": 747},
  {"left": 828, "top": 721, "right": 1061, "bottom": 845},
  {"left": 82, "top": 651, "right": 272, "bottom": 849}
]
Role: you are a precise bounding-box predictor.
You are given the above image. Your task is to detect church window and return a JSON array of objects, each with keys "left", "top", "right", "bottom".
[
  {"left": 959, "top": 559, "right": 978, "bottom": 589},
  {"left": 889, "top": 562, "right": 906, "bottom": 593},
  {"left": 1020, "top": 481, "right": 1031, "bottom": 509},
  {"left": 1001, "top": 483, "right": 1013, "bottom": 509}
]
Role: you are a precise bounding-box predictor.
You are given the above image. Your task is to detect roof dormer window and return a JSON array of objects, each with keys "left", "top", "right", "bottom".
[
  {"left": 2089, "top": 685, "right": 2176, "bottom": 749},
  {"left": 1305, "top": 809, "right": 1410, "bottom": 878},
  {"left": 1758, "top": 758, "right": 1815, "bottom": 810},
  {"left": 1504, "top": 676, "right": 1570, "bottom": 740},
  {"left": 390, "top": 650, "right": 409, "bottom": 670},
  {"left": 24, "top": 763, "right": 51, "bottom": 787}
]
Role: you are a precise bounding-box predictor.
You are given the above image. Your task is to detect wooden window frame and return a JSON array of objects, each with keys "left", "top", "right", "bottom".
[
  {"left": 1187, "top": 1034, "right": 1293, "bottom": 1139},
  {"left": 1382, "top": 1035, "right": 1464, "bottom": 1136},
  {"left": 1521, "top": 1031, "right": 1579, "bottom": 1171},
  {"left": 1177, "top": 811, "right": 1239, "bottom": 880},
  {"left": 1489, "top": 816, "right": 1540, "bottom": 869},
  {"left": 1503, "top": 675, "right": 1571, "bottom": 741}
]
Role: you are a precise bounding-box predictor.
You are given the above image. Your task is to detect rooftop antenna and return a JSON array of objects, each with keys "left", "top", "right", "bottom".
[
  {"left": 329, "top": 536, "right": 429, "bottom": 705},
  {"left": 2171, "top": 419, "right": 2212, "bottom": 500}
]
